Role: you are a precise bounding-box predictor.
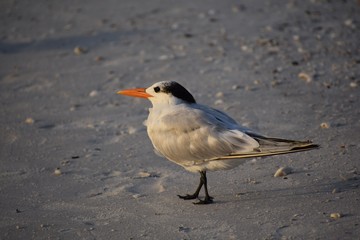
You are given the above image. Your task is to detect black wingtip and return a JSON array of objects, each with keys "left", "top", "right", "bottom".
[{"left": 292, "top": 143, "right": 320, "bottom": 151}]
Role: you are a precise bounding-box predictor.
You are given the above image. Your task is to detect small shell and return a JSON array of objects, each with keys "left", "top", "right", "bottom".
[
  {"left": 215, "top": 91, "right": 224, "bottom": 98},
  {"left": 89, "top": 90, "right": 99, "bottom": 97},
  {"left": 127, "top": 126, "right": 138, "bottom": 135},
  {"left": 332, "top": 188, "right": 340, "bottom": 194},
  {"left": 274, "top": 167, "right": 292, "bottom": 177},
  {"left": 298, "top": 72, "right": 312, "bottom": 83},
  {"left": 214, "top": 99, "right": 224, "bottom": 105},
  {"left": 25, "top": 117, "right": 34, "bottom": 124},
  {"left": 320, "top": 122, "right": 330, "bottom": 129},
  {"left": 137, "top": 171, "right": 151, "bottom": 178},
  {"left": 350, "top": 82, "right": 357, "bottom": 88},
  {"left": 231, "top": 85, "right": 240, "bottom": 90},
  {"left": 330, "top": 213, "right": 342, "bottom": 219},
  {"left": 54, "top": 168, "right": 62, "bottom": 176},
  {"left": 74, "top": 46, "right": 86, "bottom": 55},
  {"left": 132, "top": 194, "right": 144, "bottom": 199}
]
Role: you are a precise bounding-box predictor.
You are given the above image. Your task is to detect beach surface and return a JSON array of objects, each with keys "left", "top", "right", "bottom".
[{"left": 1, "top": 0, "right": 360, "bottom": 239}]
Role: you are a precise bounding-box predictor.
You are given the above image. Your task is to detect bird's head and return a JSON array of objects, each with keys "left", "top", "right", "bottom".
[{"left": 118, "top": 81, "right": 196, "bottom": 106}]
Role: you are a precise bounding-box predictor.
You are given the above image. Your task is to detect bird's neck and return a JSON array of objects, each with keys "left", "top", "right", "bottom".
[{"left": 149, "top": 97, "right": 184, "bottom": 108}]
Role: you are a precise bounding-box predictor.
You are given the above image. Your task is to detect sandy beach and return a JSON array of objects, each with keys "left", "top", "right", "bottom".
[{"left": 1, "top": 0, "right": 360, "bottom": 239}]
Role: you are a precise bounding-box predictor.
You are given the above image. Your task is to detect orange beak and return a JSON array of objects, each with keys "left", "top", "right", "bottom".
[{"left": 117, "top": 88, "right": 153, "bottom": 99}]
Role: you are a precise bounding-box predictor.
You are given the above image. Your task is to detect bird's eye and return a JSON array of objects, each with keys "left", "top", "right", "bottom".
[{"left": 154, "top": 86, "right": 160, "bottom": 93}]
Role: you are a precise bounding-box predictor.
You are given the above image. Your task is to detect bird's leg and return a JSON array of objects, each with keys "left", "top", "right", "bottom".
[
  {"left": 194, "top": 171, "right": 213, "bottom": 204},
  {"left": 178, "top": 171, "right": 214, "bottom": 204}
]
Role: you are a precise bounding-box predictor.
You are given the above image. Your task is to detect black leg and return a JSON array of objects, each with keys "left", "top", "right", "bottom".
[
  {"left": 178, "top": 171, "right": 214, "bottom": 204},
  {"left": 194, "top": 171, "right": 213, "bottom": 204}
]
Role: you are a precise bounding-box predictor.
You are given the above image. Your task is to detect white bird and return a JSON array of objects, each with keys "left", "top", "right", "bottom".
[{"left": 118, "top": 81, "right": 318, "bottom": 204}]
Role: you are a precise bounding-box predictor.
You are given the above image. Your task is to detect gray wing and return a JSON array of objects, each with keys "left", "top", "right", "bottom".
[
  {"left": 210, "top": 135, "right": 319, "bottom": 160},
  {"left": 191, "top": 105, "right": 319, "bottom": 160},
  {"left": 147, "top": 103, "right": 260, "bottom": 166}
]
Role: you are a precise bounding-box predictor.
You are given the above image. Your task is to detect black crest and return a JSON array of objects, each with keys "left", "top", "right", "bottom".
[{"left": 162, "top": 82, "right": 196, "bottom": 104}]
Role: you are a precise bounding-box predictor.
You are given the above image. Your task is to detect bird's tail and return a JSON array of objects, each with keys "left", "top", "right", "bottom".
[{"left": 215, "top": 135, "right": 319, "bottom": 160}]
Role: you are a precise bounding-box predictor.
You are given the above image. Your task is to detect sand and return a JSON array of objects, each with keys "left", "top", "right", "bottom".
[{"left": 1, "top": 0, "right": 360, "bottom": 239}]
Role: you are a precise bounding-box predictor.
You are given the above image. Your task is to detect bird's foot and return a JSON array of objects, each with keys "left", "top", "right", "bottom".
[
  {"left": 177, "top": 194, "right": 198, "bottom": 200},
  {"left": 193, "top": 196, "right": 214, "bottom": 205},
  {"left": 178, "top": 194, "right": 214, "bottom": 204}
]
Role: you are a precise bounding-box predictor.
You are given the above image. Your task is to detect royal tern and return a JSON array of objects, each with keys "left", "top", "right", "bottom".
[{"left": 118, "top": 81, "right": 318, "bottom": 204}]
